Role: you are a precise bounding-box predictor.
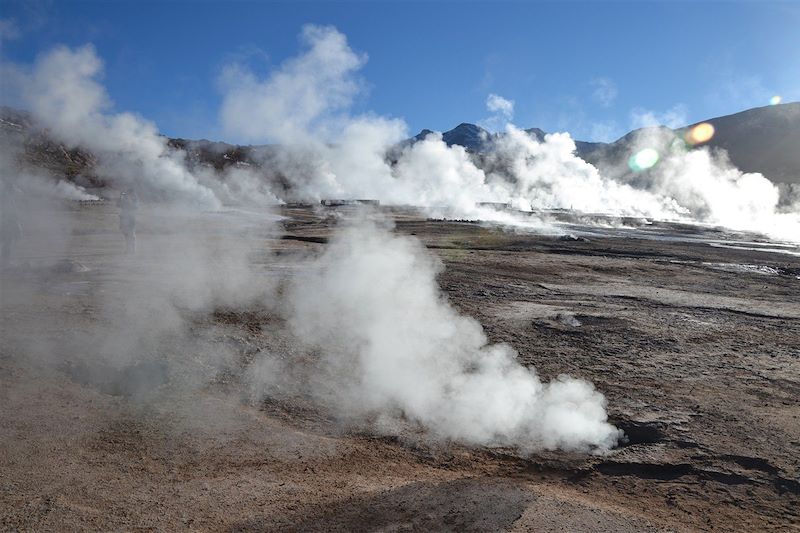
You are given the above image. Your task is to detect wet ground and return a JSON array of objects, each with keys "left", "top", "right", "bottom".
[{"left": 1, "top": 202, "right": 798, "bottom": 531}]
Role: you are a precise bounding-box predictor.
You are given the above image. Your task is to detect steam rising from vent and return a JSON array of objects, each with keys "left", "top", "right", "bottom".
[
  {"left": 612, "top": 127, "right": 800, "bottom": 242},
  {"left": 3, "top": 22, "right": 795, "bottom": 457},
  {"left": 2, "top": 45, "right": 220, "bottom": 207},
  {"left": 0, "top": 150, "right": 98, "bottom": 200},
  {"left": 2, "top": 45, "right": 281, "bottom": 207},
  {"left": 215, "top": 25, "right": 800, "bottom": 243},
  {"left": 285, "top": 217, "right": 621, "bottom": 452},
  {"left": 221, "top": 25, "right": 367, "bottom": 145},
  {"left": 485, "top": 127, "right": 680, "bottom": 217},
  {"left": 6, "top": 25, "right": 794, "bottom": 242}
]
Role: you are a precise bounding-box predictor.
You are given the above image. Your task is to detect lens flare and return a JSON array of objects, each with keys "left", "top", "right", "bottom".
[
  {"left": 628, "top": 148, "right": 660, "bottom": 172},
  {"left": 685, "top": 122, "right": 715, "bottom": 145},
  {"left": 770, "top": 95, "right": 782, "bottom": 105}
]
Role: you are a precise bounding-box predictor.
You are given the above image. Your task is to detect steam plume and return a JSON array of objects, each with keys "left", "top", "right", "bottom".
[
  {"left": 283, "top": 216, "right": 621, "bottom": 452},
  {"left": 2, "top": 45, "right": 219, "bottom": 206},
  {"left": 218, "top": 25, "right": 800, "bottom": 243},
  {"left": 3, "top": 45, "right": 284, "bottom": 207}
]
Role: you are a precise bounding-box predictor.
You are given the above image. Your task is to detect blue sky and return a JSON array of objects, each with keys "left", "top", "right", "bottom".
[{"left": 1, "top": 0, "right": 798, "bottom": 143}]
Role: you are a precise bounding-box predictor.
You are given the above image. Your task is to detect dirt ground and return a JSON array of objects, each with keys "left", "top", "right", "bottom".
[{"left": 1, "top": 203, "right": 798, "bottom": 532}]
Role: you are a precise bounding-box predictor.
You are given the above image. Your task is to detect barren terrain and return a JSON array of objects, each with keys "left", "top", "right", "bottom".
[{"left": 1, "top": 203, "right": 799, "bottom": 531}]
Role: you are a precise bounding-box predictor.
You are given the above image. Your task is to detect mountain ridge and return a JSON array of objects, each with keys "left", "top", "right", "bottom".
[
  {"left": 411, "top": 102, "right": 800, "bottom": 185},
  {"left": 2, "top": 103, "right": 798, "bottom": 194}
]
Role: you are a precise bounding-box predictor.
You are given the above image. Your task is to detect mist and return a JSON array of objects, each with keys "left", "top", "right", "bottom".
[
  {"left": 0, "top": 48, "right": 280, "bottom": 409},
  {"left": 215, "top": 25, "right": 800, "bottom": 244},
  {"left": 622, "top": 127, "right": 800, "bottom": 242},
  {"left": 1, "top": 194, "right": 279, "bottom": 401},
  {"left": 1, "top": 44, "right": 284, "bottom": 208}
]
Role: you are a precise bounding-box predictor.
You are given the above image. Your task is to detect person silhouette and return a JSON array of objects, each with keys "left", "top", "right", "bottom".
[
  {"left": 1, "top": 180, "right": 23, "bottom": 268},
  {"left": 117, "top": 187, "right": 139, "bottom": 254}
]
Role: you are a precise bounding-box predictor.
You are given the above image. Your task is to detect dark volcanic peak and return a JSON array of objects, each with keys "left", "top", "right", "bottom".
[
  {"left": 413, "top": 129, "right": 435, "bottom": 142},
  {"left": 524, "top": 127, "right": 546, "bottom": 142},
  {"left": 441, "top": 123, "right": 491, "bottom": 151},
  {"left": 410, "top": 123, "right": 491, "bottom": 152}
]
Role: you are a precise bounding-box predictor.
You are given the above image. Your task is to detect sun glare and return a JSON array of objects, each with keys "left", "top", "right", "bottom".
[
  {"left": 685, "top": 122, "right": 715, "bottom": 145},
  {"left": 628, "top": 147, "right": 660, "bottom": 172}
]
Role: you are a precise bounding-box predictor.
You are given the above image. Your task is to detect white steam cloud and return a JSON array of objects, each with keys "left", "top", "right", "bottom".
[
  {"left": 2, "top": 45, "right": 284, "bottom": 208},
  {"left": 285, "top": 217, "right": 621, "bottom": 452},
  {"left": 220, "top": 25, "right": 366, "bottom": 145},
  {"left": 485, "top": 127, "right": 680, "bottom": 216},
  {"left": 482, "top": 93, "right": 515, "bottom": 132},
  {"left": 3, "top": 45, "right": 221, "bottom": 207},
  {"left": 487, "top": 93, "right": 515, "bottom": 118},
  {"left": 216, "top": 25, "right": 800, "bottom": 243},
  {"left": 623, "top": 128, "right": 800, "bottom": 242}
]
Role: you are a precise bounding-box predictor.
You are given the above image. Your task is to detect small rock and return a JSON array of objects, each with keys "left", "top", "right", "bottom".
[{"left": 555, "top": 312, "right": 581, "bottom": 327}]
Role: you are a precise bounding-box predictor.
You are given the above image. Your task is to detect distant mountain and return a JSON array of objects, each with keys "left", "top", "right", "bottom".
[
  {"left": 681, "top": 104, "right": 800, "bottom": 183},
  {"left": 413, "top": 124, "right": 546, "bottom": 151},
  {"left": 412, "top": 102, "right": 800, "bottom": 184},
  {"left": 441, "top": 123, "right": 491, "bottom": 151},
  {"left": 573, "top": 103, "right": 800, "bottom": 184},
  {"left": 414, "top": 123, "right": 493, "bottom": 152},
  {"left": 2, "top": 102, "right": 798, "bottom": 197},
  {"left": 523, "top": 127, "right": 546, "bottom": 142}
]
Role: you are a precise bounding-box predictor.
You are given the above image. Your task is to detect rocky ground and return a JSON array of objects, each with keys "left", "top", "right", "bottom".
[{"left": 1, "top": 202, "right": 798, "bottom": 531}]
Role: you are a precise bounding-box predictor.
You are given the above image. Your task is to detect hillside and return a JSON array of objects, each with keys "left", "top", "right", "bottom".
[
  {"left": 2, "top": 103, "right": 798, "bottom": 197},
  {"left": 576, "top": 103, "right": 800, "bottom": 184},
  {"left": 414, "top": 103, "right": 800, "bottom": 185}
]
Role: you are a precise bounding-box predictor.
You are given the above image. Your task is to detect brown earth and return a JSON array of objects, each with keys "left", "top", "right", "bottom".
[{"left": 1, "top": 203, "right": 798, "bottom": 531}]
